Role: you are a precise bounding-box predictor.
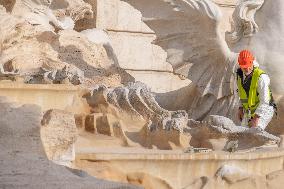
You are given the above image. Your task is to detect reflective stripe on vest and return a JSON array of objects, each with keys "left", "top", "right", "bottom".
[{"left": 237, "top": 67, "right": 267, "bottom": 116}]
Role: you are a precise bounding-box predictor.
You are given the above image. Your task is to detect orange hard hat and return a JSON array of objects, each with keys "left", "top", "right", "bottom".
[{"left": 238, "top": 50, "right": 254, "bottom": 68}]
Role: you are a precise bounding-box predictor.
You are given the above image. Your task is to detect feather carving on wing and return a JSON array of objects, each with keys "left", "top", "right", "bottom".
[{"left": 122, "top": 0, "right": 236, "bottom": 99}]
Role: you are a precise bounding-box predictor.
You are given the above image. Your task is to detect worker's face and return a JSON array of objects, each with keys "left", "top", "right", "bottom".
[{"left": 241, "top": 64, "right": 253, "bottom": 76}]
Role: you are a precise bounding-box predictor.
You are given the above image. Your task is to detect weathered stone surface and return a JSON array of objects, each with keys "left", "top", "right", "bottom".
[
  {"left": 0, "top": 98, "right": 139, "bottom": 189},
  {"left": 188, "top": 115, "right": 280, "bottom": 150},
  {"left": 216, "top": 165, "right": 250, "bottom": 184},
  {"left": 85, "top": 113, "right": 102, "bottom": 133},
  {"left": 74, "top": 113, "right": 86, "bottom": 129},
  {"left": 87, "top": 82, "right": 189, "bottom": 133},
  {"left": 86, "top": 82, "right": 193, "bottom": 149},
  {"left": 108, "top": 32, "right": 170, "bottom": 71},
  {"left": 11, "top": 0, "right": 93, "bottom": 32},
  {"left": 3, "top": 1, "right": 284, "bottom": 188},
  {"left": 121, "top": 0, "right": 237, "bottom": 103},
  {"left": 27, "top": 66, "right": 84, "bottom": 85},
  {"left": 96, "top": 0, "right": 152, "bottom": 32},
  {"left": 76, "top": 146, "right": 284, "bottom": 189},
  {"left": 41, "top": 109, "right": 77, "bottom": 166},
  {"left": 266, "top": 170, "right": 284, "bottom": 189},
  {"left": 126, "top": 70, "right": 191, "bottom": 93},
  {"left": 0, "top": 83, "right": 85, "bottom": 113},
  {"left": 102, "top": 114, "right": 128, "bottom": 145},
  {"left": 226, "top": 0, "right": 264, "bottom": 44},
  {"left": 266, "top": 95, "right": 284, "bottom": 136},
  {"left": 138, "top": 123, "right": 191, "bottom": 149},
  {"left": 87, "top": 83, "right": 280, "bottom": 151},
  {"left": 84, "top": 113, "right": 128, "bottom": 145},
  {"left": 96, "top": 0, "right": 236, "bottom": 93},
  {"left": 0, "top": 6, "right": 129, "bottom": 87}
]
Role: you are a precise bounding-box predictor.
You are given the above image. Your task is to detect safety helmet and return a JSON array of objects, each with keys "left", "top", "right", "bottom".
[{"left": 238, "top": 50, "right": 254, "bottom": 68}]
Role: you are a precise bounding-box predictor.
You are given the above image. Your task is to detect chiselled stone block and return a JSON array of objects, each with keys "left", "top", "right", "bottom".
[
  {"left": 74, "top": 113, "right": 86, "bottom": 129},
  {"left": 41, "top": 109, "right": 77, "bottom": 166},
  {"left": 85, "top": 113, "right": 103, "bottom": 133}
]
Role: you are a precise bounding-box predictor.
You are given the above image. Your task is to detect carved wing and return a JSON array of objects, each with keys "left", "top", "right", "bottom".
[
  {"left": 122, "top": 0, "right": 236, "bottom": 99},
  {"left": 226, "top": 0, "right": 265, "bottom": 44}
]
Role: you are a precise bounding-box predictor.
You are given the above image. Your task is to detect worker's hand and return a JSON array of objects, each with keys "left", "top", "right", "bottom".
[
  {"left": 238, "top": 107, "right": 244, "bottom": 122},
  {"left": 249, "top": 115, "right": 260, "bottom": 128}
]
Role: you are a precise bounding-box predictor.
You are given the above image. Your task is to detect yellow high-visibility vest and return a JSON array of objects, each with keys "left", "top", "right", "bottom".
[{"left": 237, "top": 67, "right": 270, "bottom": 117}]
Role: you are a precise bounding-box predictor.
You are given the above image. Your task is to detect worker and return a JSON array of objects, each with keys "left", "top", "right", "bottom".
[{"left": 236, "top": 50, "right": 276, "bottom": 130}]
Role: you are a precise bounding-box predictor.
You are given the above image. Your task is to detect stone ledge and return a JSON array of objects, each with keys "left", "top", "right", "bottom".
[
  {"left": 0, "top": 82, "right": 78, "bottom": 91},
  {"left": 76, "top": 147, "right": 284, "bottom": 160},
  {"left": 0, "top": 83, "right": 85, "bottom": 112}
]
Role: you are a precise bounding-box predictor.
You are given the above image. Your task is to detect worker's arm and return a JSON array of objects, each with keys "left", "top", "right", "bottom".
[
  {"left": 234, "top": 68, "right": 244, "bottom": 121},
  {"left": 249, "top": 74, "right": 270, "bottom": 127},
  {"left": 255, "top": 74, "right": 271, "bottom": 117}
]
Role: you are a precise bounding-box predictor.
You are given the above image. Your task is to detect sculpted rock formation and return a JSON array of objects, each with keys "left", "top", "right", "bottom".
[
  {"left": 0, "top": 0, "right": 239, "bottom": 121},
  {"left": 120, "top": 0, "right": 284, "bottom": 129},
  {"left": 189, "top": 115, "right": 280, "bottom": 150},
  {"left": 2, "top": 0, "right": 284, "bottom": 188},
  {"left": 226, "top": 0, "right": 265, "bottom": 43},
  {"left": 0, "top": 98, "right": 139, "bottom": 189},
  {"left": 86, "top": 82, "right": 280, "bottom": 151},
  {"left": 10, "top": 0, "right": 93, "bottom": 31},
  {"left": 121, "top": 0, "right": 240, "bottom": 121},
  {"left": 1, "top": 0, "right": 282, "bottom": 125},
  {"left": 41, "top": 109, "right": 77, "bottom": 166},
  {"left": 86, "top": 82, "right": 191, "bottom": 149},
  {"left": 0, "top": 3, "right": 131, "bottom": 87},
  {"left": 87, "top": 82, "right": 188, "bottom": 132},
  {"left": 27, "top": 66, "right": 84, "bottom": 84}
]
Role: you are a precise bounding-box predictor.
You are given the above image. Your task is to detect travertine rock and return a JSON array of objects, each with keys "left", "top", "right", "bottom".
[
  {"left": 122, "top": 0, "right": 237, "bottom": 98},
  {"left": 85, "top": 113, "right": 102, "bottom": 133},
  {"left": 87, "top": 82, "right": 189, "bottom": 133},
  {"left": 27, "top": 65, "right": 84, "bottom": 85},
  {"left": 87, "top": 83, "right": 280, "bottom": 150},
  {"left": 188, "top": 115, "right": 280, "bottom": 150},
  {"left": 10, "top": 0, "right": 93, "bottom": 32},
  {"left": 0, "top": 98, "right": 138, "bottom": 189},
  {"left": 127, "top": 172, "right": 172, "bottom": 189},
  {"left": 0, "top": 63, "right": 19, "bottom": 81},
  {"left": 74, "top": 113, "right": 86, "bottom": 129},
  {"left": 226, "top": 0, "right": 265, "bottom": 43},
  {"left": 266, "top": 170, "right": 284, "bottom": 189},
  {"left": 119, "top": 0, "right": 284, "bottom": 128},
  {"left": 41, "top": 109, "right": 77, "bottom": 166},
  {"left": 216, "top": 165, "right": 250, "bottom": 184},
  {"left": 0, "top": 5, "right": 130, "bottom": 87},
  {"left": 86, "top": 82, "right": 192, "bottom": 149},
  {"left": 138, "top": 122, "right": 191, "bottom": 149}
]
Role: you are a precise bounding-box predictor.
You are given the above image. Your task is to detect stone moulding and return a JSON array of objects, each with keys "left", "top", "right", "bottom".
[{"left": 226, "top": 0, "right": 265, "bottom": 44}]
